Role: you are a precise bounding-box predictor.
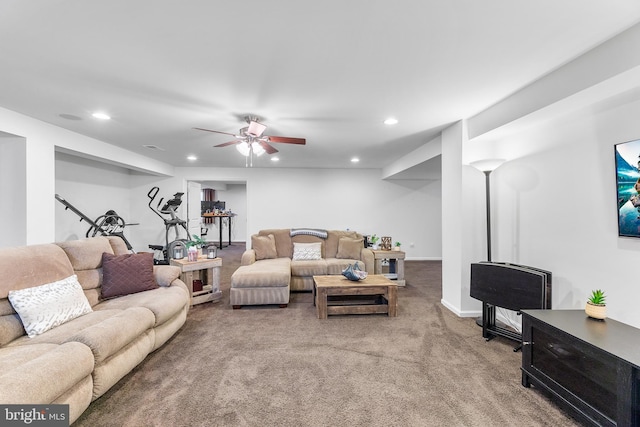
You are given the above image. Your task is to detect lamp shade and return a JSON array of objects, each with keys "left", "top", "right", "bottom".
[
  {"left": 469, "top": 158, "right": 506, "bottom": 172},
  {"left": 236, "top": 141, "right": 250, "bottom": 156},
  {"left": 251, "top": 142, "right": 265, "bottom": 156}
]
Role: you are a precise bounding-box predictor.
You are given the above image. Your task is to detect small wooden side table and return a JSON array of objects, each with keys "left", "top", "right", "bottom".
[
  {"left": 170, "top": 256, "right": 222, "bottom": 305},
  {"left": 372, "top": 250, "right": 406, "bottom": 286}
]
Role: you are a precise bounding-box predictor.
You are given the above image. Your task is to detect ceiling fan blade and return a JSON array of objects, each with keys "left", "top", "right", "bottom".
[
  {"left": 258, "top": 141, "right": 278, "bottom": 154},
  {"left": 267, "top": 136, "right": 306, "bottom": 145},
  {"left": 247, "top": 120, "right": 267, "bottom": 137},
  {"left": 214, "top": 140, "right": 240, "bottom": 148},
  {"left": 193, "top": 127, "right": 236, "bottom": 136}
]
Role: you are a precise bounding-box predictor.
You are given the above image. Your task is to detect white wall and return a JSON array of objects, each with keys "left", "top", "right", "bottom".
[
  {"left": 215, "top": 183, "right": 247, "bottom": 242},
  {"left": 484, "top": 96, "right": 640, "bottom": 328},
  {"left": 126, "top": 167, "right": 441, "bottom": 258},
  {"left": 0, "top": 106, "right": 175, "bottom": 245},
  {"left": 0, "top": 134, "right": 27, "bottom": 247},
  {"left": 55, "top": 152, "right": 133, "bottom": 243}
]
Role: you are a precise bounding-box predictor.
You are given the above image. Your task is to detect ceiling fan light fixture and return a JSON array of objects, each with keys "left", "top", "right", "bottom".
[
  {"left": 236, "top": 141, "right": 251, "bottom": 156},
  {"left": 251, "top": 142, "right": 266, "bottom": 156}
]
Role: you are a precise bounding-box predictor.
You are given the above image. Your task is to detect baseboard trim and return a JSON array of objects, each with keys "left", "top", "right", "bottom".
[
  {"left": 440, "top": 299, "right": 481, "bottom": 318},
  {"left": 406, "top": 257, "right": 442, "bottom": 261}
]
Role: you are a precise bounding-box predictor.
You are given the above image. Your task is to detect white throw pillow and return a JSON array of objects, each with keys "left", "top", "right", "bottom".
[
  {"left": 292, "top": 242, "right": 322, "bottom": 260},
  {"left": 8, "top": 275, "right": 93, "bottom": 338}
]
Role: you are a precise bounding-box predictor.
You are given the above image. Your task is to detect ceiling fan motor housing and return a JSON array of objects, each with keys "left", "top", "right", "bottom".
[{"left": 247, "top": 120, "right": 267, "bottom": 137}]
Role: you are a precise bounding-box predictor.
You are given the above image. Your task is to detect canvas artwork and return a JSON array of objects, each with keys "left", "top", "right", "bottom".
[{"left": 615, "top": 139, "right": 640, "bottom": 237}]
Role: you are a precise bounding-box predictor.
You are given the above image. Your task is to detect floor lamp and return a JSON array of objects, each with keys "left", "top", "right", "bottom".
[
  {"left": 470, "top": 159, "right": 505, "bottom": 334},
  {"left": 470, "top": 159, "right": 505, "bottom": 261}
]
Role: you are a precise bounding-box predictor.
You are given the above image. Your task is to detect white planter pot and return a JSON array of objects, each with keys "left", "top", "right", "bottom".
[{"left": 585, "top": 302, "right": 606, "bottom": 320}]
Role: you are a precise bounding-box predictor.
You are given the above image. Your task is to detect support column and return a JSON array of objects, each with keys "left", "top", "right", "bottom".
[{"left": 440, "top": 120, "right": 484, "bottom": 317}]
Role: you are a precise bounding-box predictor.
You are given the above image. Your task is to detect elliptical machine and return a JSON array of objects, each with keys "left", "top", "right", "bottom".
[{"left": 147, "top": 187, "right": 192, "bottom": 264}]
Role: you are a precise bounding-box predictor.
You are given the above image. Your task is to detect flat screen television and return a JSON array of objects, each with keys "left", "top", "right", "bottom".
[{"left": 615, "top": 139, "right": 640, "bottom": 237}]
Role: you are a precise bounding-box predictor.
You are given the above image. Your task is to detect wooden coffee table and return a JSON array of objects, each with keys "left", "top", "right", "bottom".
[{"left": 313, "top": 275, "right": 398, "bottom": 319}]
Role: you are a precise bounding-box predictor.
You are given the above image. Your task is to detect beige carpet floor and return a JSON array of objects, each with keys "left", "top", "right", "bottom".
[{"left": 74, "top": 244, "right": 580, "bottom": 426}]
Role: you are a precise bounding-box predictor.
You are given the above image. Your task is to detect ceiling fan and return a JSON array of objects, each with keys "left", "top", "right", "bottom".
[{"left": 194, "top": 116, "right": 306, "bottom": 166}]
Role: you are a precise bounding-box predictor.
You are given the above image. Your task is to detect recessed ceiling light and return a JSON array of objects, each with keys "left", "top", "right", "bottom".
[
  {"left": 59, "top": 113, "right": 82, "bottom": 121},
  {"left": 187, "top": 155, "right": 197, "bottom": 161},
  {"left": 92, "top": 112, "right": 111, "bottom": 120},
  {"left": 271, "top": 157, "right": 280, "bottom": 162},
  {"left": 384, "top": 118, "right": 398, "bottom": 125},
  {"left": 351, "top": 157, "right": 360, "bottom": 163},
  {"left": 143, "top": 144, "right": 165, "bottom": 151}
]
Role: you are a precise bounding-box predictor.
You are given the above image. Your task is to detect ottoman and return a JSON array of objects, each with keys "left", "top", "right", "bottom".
[{"left": 230, "top": 258, "right": 291, "bottom": 308}]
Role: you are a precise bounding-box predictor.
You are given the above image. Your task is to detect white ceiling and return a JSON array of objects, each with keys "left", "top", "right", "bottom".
[{"left": 2, "top": 1, "right": 640, "bottom": 169}]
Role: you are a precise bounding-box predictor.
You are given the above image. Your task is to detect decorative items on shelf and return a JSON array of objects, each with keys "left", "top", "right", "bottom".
[
  {"left": 394, "top": 242, "right": 402, "bottom": 251},
  {"left": 585, "top": 289, "right": 606, "bottom": 320},
  {"left": 185, "top": 234, "right": 208, "bottom": 261},
  {"left": 205, "top": 244, "right": 217, "bottom": 259},
  {"left": 172, "top": 241, "right": 186, "bottom": 260},
  {"left": 187, "top": 246, "right": 198, "bottom": 262},
  {"left": 381, "top": 236, "right": 392, "bottom": 251},
  {"left": 369, "top": 234, "right": 380, "bottom": 250}
]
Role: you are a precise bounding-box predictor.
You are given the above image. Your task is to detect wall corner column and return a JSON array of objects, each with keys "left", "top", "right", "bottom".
[{"left": 441, "top": 120, "right": 482, "bottom": 317}]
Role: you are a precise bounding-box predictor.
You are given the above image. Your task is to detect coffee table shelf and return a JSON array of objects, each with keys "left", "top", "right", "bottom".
[{"left": 313, "top": 275, "right": 398, "bottom": 319}]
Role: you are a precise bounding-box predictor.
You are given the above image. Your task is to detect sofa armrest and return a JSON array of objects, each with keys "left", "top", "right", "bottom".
[
  {"left": 153, "top": 265, "right": 182, "bottom": 287},
  {"left": 241, "top": 249, "right": 257, "bottom": 266},
  {"left": 360, "top": 248, "right": 374, "bottom": 274}
]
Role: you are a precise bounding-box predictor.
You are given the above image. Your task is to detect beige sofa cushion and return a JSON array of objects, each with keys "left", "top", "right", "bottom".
[
  {"left": 56, "top": 237, "right": 114, "bottom": 273},
  {"left": 258, "top": 229, "right": 294, "bottom": 258},
  {"left": 324, "top": 230, "right": 361, "bottom": 258},
  {"left": 94, "top": 285, "right": 188, "bottom": 326},
  {"left": 0, "top": 342, "right": 94, "bottom": 404},
  {"left": 0, "top": 244, "right": 74, "bottom": 298},
  {"left": 251, "top": 234, "right": 278, "bottom": 260},
  {"left": 231, "top": 258, "right": 291, "bottom": 288},
  {"left": 7, "top": 309, "right": 126, "bottom": 348},
  {"left": 65, "top": 307, "right": 155, "bottom": 364},
  {"left": 336, "top": 237, "right": 364, "bottom": 260},
  {"left": 290, "top": 260, "right": 328, "bottom": 277}
]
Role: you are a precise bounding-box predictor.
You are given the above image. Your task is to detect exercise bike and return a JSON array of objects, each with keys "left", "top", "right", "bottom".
[{"left": 147, "top": 186, "right": 193, "bottom": 265}]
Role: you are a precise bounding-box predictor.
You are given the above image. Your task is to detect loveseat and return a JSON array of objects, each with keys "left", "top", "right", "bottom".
[
  {"left": 0, "top": 236, "right": 189, "bottom": 424},
  {"left": 230, "top": 229, "right": 373, "bottom": 308}
]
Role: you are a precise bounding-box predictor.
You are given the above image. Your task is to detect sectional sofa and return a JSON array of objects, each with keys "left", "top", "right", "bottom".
[
  {"left": 230, "top": 228, "right": 373, "bottom": 308},
  {"left": 0, "top": 236, "right": 189, "bottom": 423}
]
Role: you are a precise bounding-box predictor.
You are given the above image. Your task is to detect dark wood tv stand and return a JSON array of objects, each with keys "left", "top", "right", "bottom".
[{"left": 521, "top": 310, "right": 640, "bottom": 426}]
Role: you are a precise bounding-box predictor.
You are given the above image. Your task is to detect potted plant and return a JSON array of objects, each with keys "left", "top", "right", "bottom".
[
  {"left": 393, "top": 241, "right": 402, "bottom": 251},
  {"left": 585, "top": 289, "right": 606, "bottom": 320},
  {"left": 369, "top": 234, "right": 380, "bottom": 250},
  {"left": 185, "top": 234, "right": 207, "bottom": 261}
]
